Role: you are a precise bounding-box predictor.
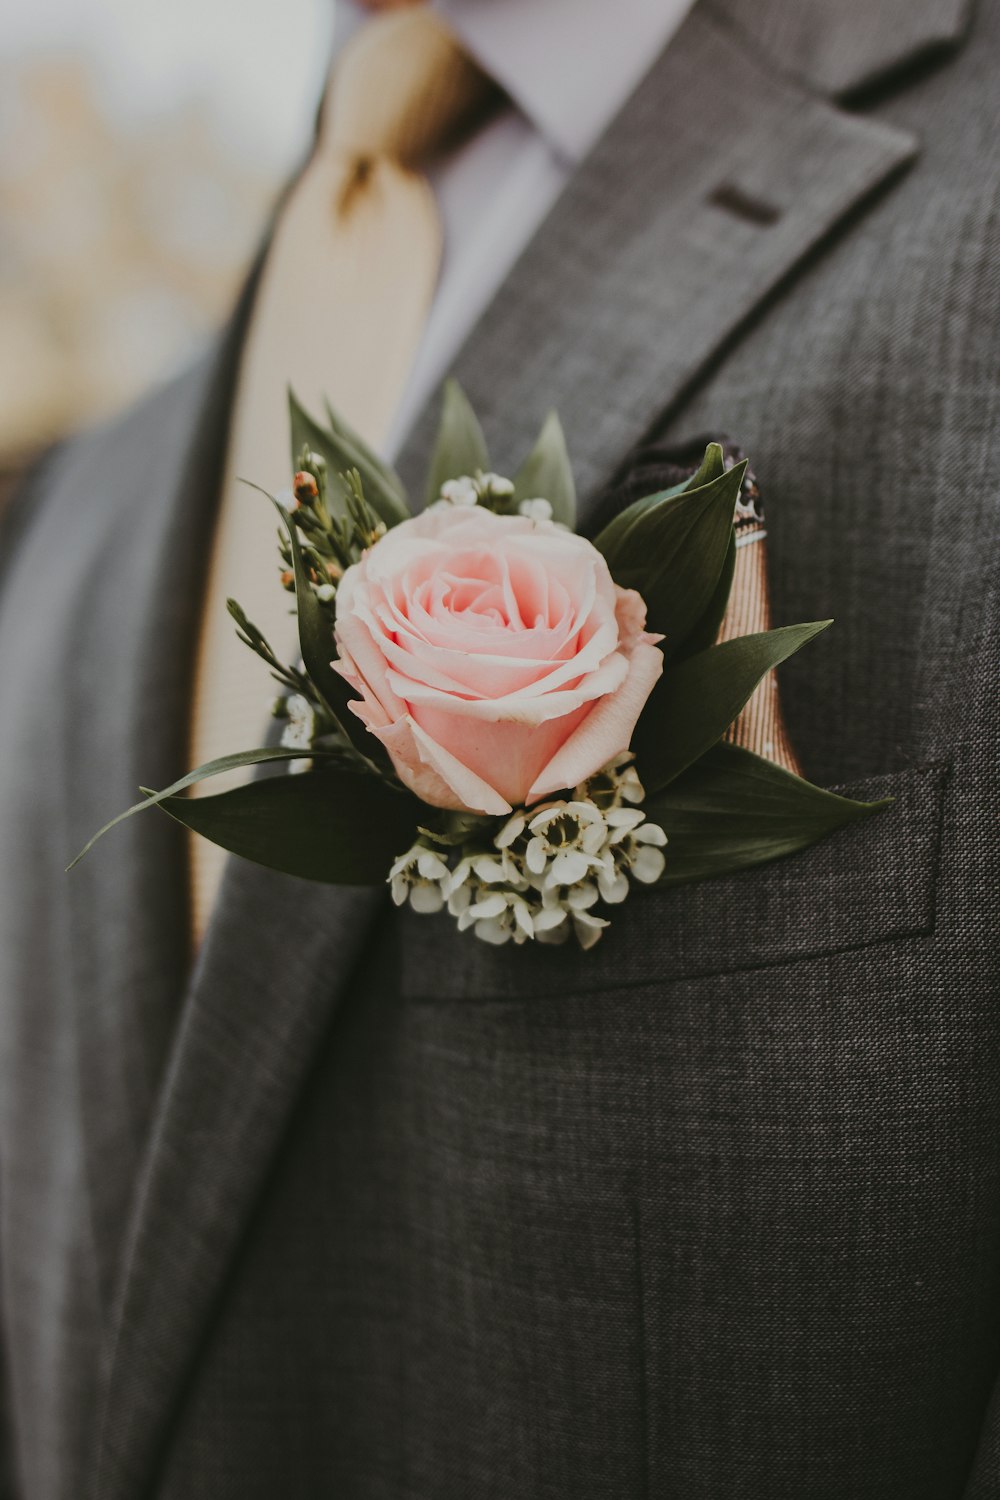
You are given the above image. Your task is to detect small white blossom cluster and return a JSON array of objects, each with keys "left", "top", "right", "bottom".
[
  {"left": 276, "top": 693, "right": 316, "bottom": 772},
  {"left": 388, "top": 753, "right": 666, "bottom": 949},
  {"left": 437, "top": 471, "right": 553, "bottom": 523}
]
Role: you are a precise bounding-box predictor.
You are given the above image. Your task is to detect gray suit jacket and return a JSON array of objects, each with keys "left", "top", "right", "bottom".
[{"left": 0, "top": 1, "right": 997, "bottom": 1496}]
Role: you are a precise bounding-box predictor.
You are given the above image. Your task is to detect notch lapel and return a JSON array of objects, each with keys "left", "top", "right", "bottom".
[
  {"left": 397, "top": 2, "right": 918, "bottom": 514},
  {"left": 58, "top": 257, "right": 263, "bottom": 1325},
  {"left": 97, "top": 7, "right": 921, "bottom": 1495},
  {"left": 710, "top": 0, "right": 972, "bottom": 98}
]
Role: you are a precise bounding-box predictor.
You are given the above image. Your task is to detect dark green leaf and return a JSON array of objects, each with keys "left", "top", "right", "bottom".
[
  {"left": 635, "top": 621, "right": 832, "bottom": 794},
  {"left": 645, "top": 741, "right": 892, "bottom": 886},
  {"left": 512, "top": 411, "right": 576, "bottom": 527},
  {"left": 684, "top": 440, "right": 727, "bottom": 490},
  {"left": 323, "top": 396, "right": 407, "bottom": 503},
  {"left": 154, "top": 768, "right": 423, "bottom": 885},
  {"left": 425, "top": 379, "right": 490, "bottom": 504},
  {"left": 68, "top": 745, "right": 344, "bottom": 869},
  {"left": 596, "top": 460, "right": 746, "bottom": 653},
  {"left": 288, "top": 388, "right": 409, "bottom": 527},
  {"left": 673, "top": 526, "right": 736, "bottom": 662},
  {"left": 593, "top": 441, "right": 727, "bottom": 556}
]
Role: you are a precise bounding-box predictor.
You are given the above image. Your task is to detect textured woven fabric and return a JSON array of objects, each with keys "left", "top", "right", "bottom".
[{"left": 0, "top": 1, "right": 997, "bottom": 1497}]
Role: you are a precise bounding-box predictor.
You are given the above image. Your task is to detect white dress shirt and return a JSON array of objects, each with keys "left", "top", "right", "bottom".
[{"left": 332, "top": 0, "right": 696, "bottom": 459}]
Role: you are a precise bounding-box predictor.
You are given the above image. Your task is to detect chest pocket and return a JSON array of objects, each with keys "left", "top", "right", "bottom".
[{"left": 396, "top": 760, "right": 949, "bottom": 1003}]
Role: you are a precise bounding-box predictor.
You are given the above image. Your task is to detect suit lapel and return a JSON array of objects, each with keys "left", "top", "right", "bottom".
[
  {"left": 397, "top": 1, "right": 919, "bottom": 514},
  {"left": 97, "top": 7, "right": 921, "bottom": 1495},
  {"left": 91, "top": 260, "right": 391, "bottom": 1493},
  {"left": 710, "top": 0, "right": 972, "bottom": 98},
  {"left": 59, "top": 260, "right": 264, "bottom": 1328}
]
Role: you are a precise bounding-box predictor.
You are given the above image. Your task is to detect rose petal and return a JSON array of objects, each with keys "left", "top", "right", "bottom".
[
  {"left": 406, "top": 718, "right": 512, "bottom": 815},
  {"left": 527, "top": 636, "right": 664, "bottom": 802},
  {"left": 409, "top": 703, "right": 589, "bottom": 808}
]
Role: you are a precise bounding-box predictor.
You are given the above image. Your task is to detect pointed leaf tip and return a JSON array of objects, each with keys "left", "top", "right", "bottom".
[
  {"left": 512, "top": 410, "right": 577, "bottom": 527},
  {"left": 685, "top": 441, "right": 727, "bottom": 490},
  {"left": 645, "top": 741, "right": 893, "bottom": 886},
  {"left": 596, "top": 460, "right": 747, "bottom": 652},
  {"left": 67, "top": 746, "right": 339, "bottom": 871},
  {"left": 635, "top": 620, "right": 836, "bottom": 795},
  {"left": 425, "top": 380, "right": 490, "bottom": 504}
]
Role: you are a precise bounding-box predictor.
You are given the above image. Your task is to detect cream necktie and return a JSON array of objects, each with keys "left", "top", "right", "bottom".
[{"left": 188, "top": 8, "right": 501, "bottom": 942}]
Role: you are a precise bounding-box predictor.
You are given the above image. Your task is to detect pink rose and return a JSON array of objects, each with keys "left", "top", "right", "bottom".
[{"left": 333, "top": 505, "right": 663, "bottom": 816}]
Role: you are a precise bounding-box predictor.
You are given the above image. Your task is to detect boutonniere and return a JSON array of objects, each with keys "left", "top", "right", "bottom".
[{"left": 74, "top": 383, "right": 888, "bottom": 949}]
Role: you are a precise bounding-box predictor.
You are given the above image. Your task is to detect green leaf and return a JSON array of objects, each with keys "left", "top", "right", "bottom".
[
  {"left": 635, "top": 621, "right": 832, "bottom": 795},
  {"left": 645, "top": 741, "right": 892, "bottom": 887},
  {"left": 595, "top": 459, "right": 746, "bottom": 653},
  {"left": 593, "top": 441, "right": 727, "bottom": 556},
  {"left": 154, "top": 768, "right": 423, "bottom": 885},
  {"left": 323, "top": 396, "right": 407, "bottom": 503},
  {"left": 425, "top": 379, "right": 490, "bottom": 505},
  {"left": 684, "top": 440, "right": 727, "bottom": 490},
  {"left": 288, "top": 389, "right": 409, "bottom": 527},
  {"left": 68, "top": 745, "right": 344, "bottom": 869},
  {"left": 512, "top": 411, "right": 577, "bottom": 527},
  {"left": 673, "top": 526, "right": 736, "bottom": 662}
]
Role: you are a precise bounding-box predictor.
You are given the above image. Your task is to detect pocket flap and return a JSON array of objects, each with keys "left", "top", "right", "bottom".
[{"left": 397, "top": 761, "right": 949, "bottom": 1002}]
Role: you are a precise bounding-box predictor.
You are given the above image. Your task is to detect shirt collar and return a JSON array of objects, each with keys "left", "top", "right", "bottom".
[
  {"left": 335, "top": 0, "right": 697, "bottom": 167},
  {"left": 433, "top": 0, "right": 697, "bottom": 164}
]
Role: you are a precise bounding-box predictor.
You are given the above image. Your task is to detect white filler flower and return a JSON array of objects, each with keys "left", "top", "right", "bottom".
[{"left": 386, "top": 753, "right": 667, "bottom": 950}]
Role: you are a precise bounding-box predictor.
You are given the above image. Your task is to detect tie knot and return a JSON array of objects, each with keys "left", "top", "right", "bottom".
[{"left": 322, "top": 8, "right": 501, "bottom": 172}]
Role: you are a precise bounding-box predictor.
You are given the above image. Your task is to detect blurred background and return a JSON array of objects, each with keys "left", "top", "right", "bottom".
[{"left": 0, "top": 0, "right": 334, "bottom": 497}]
